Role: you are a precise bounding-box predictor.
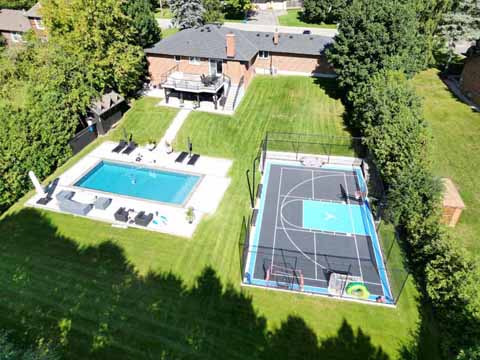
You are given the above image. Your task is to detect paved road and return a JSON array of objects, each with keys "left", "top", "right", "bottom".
[
  {"left": 223, "top": 22, "right": 337, "bottom": 37},
  {"left": 156, "top": 18, "right": 338, "bottom": 37},
  {"left": 246, "top": 9, "right": 280, "bottom": 25}
]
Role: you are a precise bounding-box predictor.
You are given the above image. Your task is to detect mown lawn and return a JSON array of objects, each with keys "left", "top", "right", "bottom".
[
  {"left": 413, "top": 69, "right": 480, "bottom": 256},
  {"left": 111, "top": 97, "right": 178, "bottom": 145},
  {"left": 0, "top": 77, "right": 424, "bottom": 359},
  {"left": 277, "top": 10, "right": 337, "bottom": 29}
]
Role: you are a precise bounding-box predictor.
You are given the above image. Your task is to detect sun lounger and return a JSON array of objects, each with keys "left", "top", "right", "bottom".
[
  {"left": 135, "top": 211, "right": 153, "bottom": 227},
  {"left": 112, "top": 140, "right": 127, "bottom": 153},
  {"left": 36, "top": 196, "right": 52, "bottom": 205},
  {"left": 114, "top": 207, "right": 129, "bottom": 222},
  {"left": 175, "top": 151, "right": 188, "bottom": 163},
  {"left": 187, "top": 154, "right": 200, "bottom": 166},
  {"left": 122, "top": 141, "right": 137, "bottom": 155}
]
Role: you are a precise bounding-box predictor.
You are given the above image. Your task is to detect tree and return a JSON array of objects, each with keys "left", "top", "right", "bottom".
[
  {"left": 302, "top": 0, "right": 348, "bottom": 24},
  {"left": 439, "top": 0, "right": 480, "bottom": 70},
  {"left": 202, "top": 0, "right": 224, "bottom": 24},
  {"left": 0, "top": 0, "right": 36, "bottom": 9},
  {"left": 457, "top": 345, "right": 480, "bottom": 360},
  {"left": 0, "top": 330, "right": 59, "bottom": 360},
  {"left": 170, "top": 0, "right": 204, "bottom": 29},
  {"left": 123, "top": 0, "right": 162, "bottom": 48},
  {"left": 42, "top": 0, "right": 145, "bottom": 95},
  {"left": 326, "top": 0, "right": 424, "bottom": 97},
  {"left": 223, "top": 0, "right": 251, "bottom": 20}
]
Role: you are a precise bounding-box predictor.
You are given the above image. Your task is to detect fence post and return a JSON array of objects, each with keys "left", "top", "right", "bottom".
[{"left": 246, "top": 169, "right": 254, "bottom": 208}]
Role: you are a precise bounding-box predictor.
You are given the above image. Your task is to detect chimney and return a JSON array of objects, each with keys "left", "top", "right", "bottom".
[
  {"left": 273, "top": 29, "right": 279, "bottom": 45},
  {"left": 226, "top": 32, "right": 236, "bottom": 58}
]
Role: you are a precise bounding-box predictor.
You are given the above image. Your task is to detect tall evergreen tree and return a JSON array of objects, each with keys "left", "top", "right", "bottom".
[
  {"left": 123, "top": 0, "right": 162, "bottom": 48},
  {"left": 170, "top": 0, "right": 204, "bottom": 29}
]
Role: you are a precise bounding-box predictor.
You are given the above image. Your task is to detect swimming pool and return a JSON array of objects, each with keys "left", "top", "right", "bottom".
[{"left": 75, "top": 161, "right": 201, "bottom": 205}]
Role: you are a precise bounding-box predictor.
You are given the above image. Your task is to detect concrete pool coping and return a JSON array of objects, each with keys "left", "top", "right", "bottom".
[{"left": 25, "top": 141, "right": 233, "bottom": 238}]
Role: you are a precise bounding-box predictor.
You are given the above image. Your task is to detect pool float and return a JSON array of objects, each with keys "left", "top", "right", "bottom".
[{"left": 345, "top": 282, "right": 370, "bottom": 299}]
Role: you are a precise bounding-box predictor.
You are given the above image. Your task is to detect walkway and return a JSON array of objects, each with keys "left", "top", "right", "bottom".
[{"left": 159, "top": 108, "right": 191, "bottom": 146}]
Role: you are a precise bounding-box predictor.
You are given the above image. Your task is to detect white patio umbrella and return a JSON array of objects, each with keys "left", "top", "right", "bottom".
[{"left": 28, "top": 171, "right": 46, "bottom": 196}]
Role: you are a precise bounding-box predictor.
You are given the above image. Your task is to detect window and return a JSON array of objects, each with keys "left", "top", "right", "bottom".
[
  {"left": 34, "top": 18, "right": 45, "bottom": 30},
  {"left": 174, "top": 55, "right": 181, "bottom": 63},
  {"left": 10, "top": 32, "right": 24, "bottom": 43},
  {"left": 189, "top": 56, "right": 200, "bottom": 65},
  {"left": 258, "top": 51, "right": 269, "bottom": 59}
]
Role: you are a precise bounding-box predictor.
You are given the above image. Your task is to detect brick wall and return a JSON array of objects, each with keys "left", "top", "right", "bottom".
[
  {"left": 253, "top": 52, "right": 333, "bottom": 74},
  {"left": 148, "top": 54, "right": 213, "bottom": 84},
  {"left": 0, "top": 31, "right": 23, "bottom": 47},
  {"left": 27, "top": 18, "right": 46, "bottom": 37},
  {"left": 460, "top": 55, "right": 480, "bottom": 106}
]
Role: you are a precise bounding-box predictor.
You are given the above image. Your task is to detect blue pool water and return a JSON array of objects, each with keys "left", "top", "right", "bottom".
[
  {"left": 75, "top": 161, "right": 200, "bottom": 205},
  {"left": 302, "top": 200, "right": 368, "bottom": 235}
]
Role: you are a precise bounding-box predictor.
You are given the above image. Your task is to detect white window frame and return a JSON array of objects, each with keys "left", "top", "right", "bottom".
[
  {"left": 189, "top": 56, "right": 200, "bottom": 65},
  {"left": 34, "top": 18, "right": 45, "bottom": 30},
  {"left": 10, "top": 32, "right": 24, "bottom": 43},
  {"left": 174, "top": 55, "right": 181, "bottom": 63},
  {"left": 258, "top": 51, "right": 270, "bottom": 59}
]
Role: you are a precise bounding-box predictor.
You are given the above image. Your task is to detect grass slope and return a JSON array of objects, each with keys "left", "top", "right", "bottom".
[
  {"left": 413, "top": 69, "right": 480, "bottom": 256},
  {"left": 0, "top": 77, "right": 422, "bottom": 359},
  {"left": 277, "top": 10, "right": 337, "bottom": 29}
]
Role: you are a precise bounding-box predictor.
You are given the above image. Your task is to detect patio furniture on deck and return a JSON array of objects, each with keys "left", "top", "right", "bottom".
[
  {"left": 122, "top": 141, "right": 137, "bottom": 155},
  {"left": 135, "top": 211, "right": 154, "bottom": 227},
  {"left": 56, "top": 190, "right": 75, "bottom": 201},
  {"left": 175, "top": 151, "right": 188, "bottom": 163},
  {"left": 187, "top": 154, "right": 200, "bottom": 166},
  {"left": 94, "top": 197, "right": 112, "bottom": 210},
  {"left": 114, "top": 207, "right": 129, "bottom": 222},
  {"left": 56, "top": 191, "right": 93, "bottom": 216},
  {"left": 112, "top": 140, "right": 127, "bottom": 153}
]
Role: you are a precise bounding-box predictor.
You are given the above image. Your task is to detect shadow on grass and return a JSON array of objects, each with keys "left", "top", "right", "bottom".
[{"left": 0, "top": 208, "right": 389, "bottom": 359}]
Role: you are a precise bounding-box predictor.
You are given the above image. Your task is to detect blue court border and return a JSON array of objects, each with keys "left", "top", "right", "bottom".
[{"left": 243, "top": 160, "right": 394, "bottom": 304}]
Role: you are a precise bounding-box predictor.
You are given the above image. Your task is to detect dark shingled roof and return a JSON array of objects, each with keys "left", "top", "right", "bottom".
[
  {"left": 0, "top": 9, "right": 31, "bottom": 32},
  {"left": 145, "top": 25, "right": 333, "bottom": 61}
]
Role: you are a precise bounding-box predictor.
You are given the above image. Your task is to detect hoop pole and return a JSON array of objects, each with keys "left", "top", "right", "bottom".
[{"left": 246, "top": 169, "right": 254, "bottom": 208}]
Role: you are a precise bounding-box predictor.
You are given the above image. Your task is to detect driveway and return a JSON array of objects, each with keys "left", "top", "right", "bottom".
[
  {"left": 246, "top": 9, "right": 281, "bottom": 25},
  {"left": 223, "top": 22, "right": 338, "bottom": 37}
]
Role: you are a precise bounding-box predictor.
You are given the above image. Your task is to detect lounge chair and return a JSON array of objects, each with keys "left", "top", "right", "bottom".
[
  {"left": 112, "top": 140, "right": 127, "bottom": 153},
  {"left": 175, "top": 151, "right": 188, "bottom": 163},
  {"left": 36, "top": 196, "right": 52, "bottom": 205},
  {"left": 135, "top": 211, "right": 154, "bottom": 227},
  {"left": 122, "top": 141, "right": 137, "bottom": 155},
  {"left": 187, "top": 154, "right": 200, "bottom": 166},
  {"left": 114, "top": 207, "right": 129, "bottom": 222}
]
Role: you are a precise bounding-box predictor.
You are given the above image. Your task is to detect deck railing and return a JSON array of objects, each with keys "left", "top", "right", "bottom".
[{"left": 160, "top": 72, "right": 225, "bottom": 92}]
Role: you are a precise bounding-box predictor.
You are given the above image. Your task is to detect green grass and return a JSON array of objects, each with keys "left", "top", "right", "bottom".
[
  {"left": 0, "top": 76, "right": 424, "bottom": 359},
  {"left": 413, "top": 69, "right": 480, "bottom": 256},
  {"left": 277, "top": 10, "right": 337, "bottom": 29},
  {"left": 111, "top": 97, "right": 178, "bottom": 145},
  {"left": 154, "top": 8, "right": 172, "bottom": 18},
  {"left": 162, "top": 27, "right": 178, "bottom": 39}
]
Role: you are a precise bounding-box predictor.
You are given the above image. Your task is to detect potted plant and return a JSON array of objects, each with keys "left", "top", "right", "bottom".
[
  {"left": 185, "top": 207, "right": 195, "bottom": 224},
  {"left": 147, "top": 139, "right": 157, "bottom": 151}
]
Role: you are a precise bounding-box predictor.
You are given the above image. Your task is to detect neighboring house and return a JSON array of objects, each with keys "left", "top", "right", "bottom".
[
  {"left": 25, "top": 2, "right": 46, "bottom": 39},
  {"left": 145, "top": 24, "right": 333, "bottom": 110},
  {"left": 0, "top": 2, "right": 44, "bottom": 47},
  {"left": 0, "top": 9, "right": 31, "bottom": 46},
  {"left": 460, "top": 40, "right": 480, "bottom": 107}
]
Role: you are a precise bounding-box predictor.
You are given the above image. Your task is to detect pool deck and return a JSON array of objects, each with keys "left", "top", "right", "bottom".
[{"left": 26, "top": 141, "right": 232, "bottom": 238}]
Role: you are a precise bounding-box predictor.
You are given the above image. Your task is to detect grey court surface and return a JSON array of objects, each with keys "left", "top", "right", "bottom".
[{"left": 251, "top": 163, "right": 386, "bottom": 297}]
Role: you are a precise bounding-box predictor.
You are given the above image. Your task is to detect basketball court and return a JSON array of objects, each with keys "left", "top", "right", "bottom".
[{"left": 243, "top": 161, "right": 394, "bottom": 304}]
